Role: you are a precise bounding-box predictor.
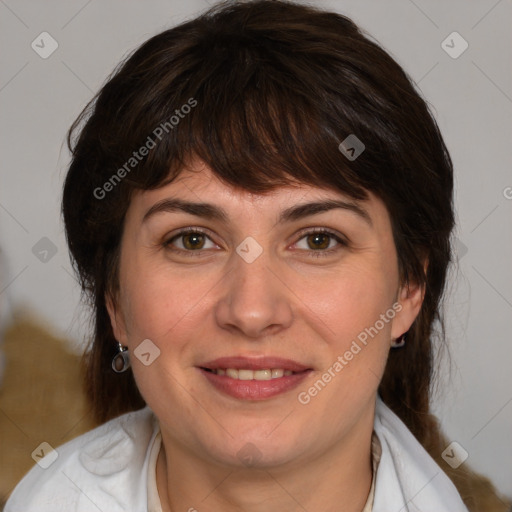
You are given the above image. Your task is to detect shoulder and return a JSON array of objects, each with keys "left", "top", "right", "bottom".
[
  {"left": 373, "top": 396, "right": 469, "bottom": 512},
  {"left": 5, "top": 407, "right": 158, "bottom": 512}
]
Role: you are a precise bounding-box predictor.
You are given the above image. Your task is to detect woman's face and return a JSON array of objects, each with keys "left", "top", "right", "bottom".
[{"left": 108, "top": 160, "right": 423, "bottom": 469}]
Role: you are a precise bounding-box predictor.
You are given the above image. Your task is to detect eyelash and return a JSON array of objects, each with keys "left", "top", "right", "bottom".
[{"left": 162, "top": 227, "right": 347, "bottom": 258}]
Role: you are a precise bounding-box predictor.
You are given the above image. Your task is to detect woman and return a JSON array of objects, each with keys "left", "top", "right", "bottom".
[{"left": 4, "top": 1, "right": 498, "bottom": 510}]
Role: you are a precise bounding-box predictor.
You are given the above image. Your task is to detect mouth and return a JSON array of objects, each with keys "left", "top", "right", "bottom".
[
  {"left": 202, "top": 367, "right": 295, "bottom": 380},
  {"left": 198, "top": 356, "right": 313, "bottom": 400}
]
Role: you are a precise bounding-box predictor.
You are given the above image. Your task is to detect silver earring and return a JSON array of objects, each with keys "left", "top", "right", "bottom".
[
  {"left": 391, "top": 333, "right": 406, "bottom": 349},
  {"left": 112, "top": 342, "right": 131, "bottom": 373}
]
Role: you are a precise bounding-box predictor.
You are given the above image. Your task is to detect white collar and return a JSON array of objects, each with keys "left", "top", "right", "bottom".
[{"left": 372, "top": 395, "right": 469, "bottom": 511}]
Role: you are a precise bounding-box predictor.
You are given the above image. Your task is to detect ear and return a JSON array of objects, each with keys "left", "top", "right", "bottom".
[
  {"left": 391, "top": 264, "right": 427, "bottom": 341},
  {"left": 105, "top": 292, "right": 128, "bottom": 346}
]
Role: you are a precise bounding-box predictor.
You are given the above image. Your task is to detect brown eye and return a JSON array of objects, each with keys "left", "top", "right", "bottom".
[
  {"left": 306, "top": 233, "right": 331, "bottom": 250},
  {"left": 164, "top": 229, "right": 217, "bottom": 253},
  {"left": 293, "top": 229, "right": 346, "bottom": 257},
  {"left": 182, "top": 232, "right": 206, "bottom": 250}
]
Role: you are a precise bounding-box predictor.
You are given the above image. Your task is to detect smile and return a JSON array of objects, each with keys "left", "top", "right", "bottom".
[
  {"left": 203, "top": 368, "right": 294, "bottom": 380},
  {"left": 198, "top": 356, "right": 312, "bottom": 400}
]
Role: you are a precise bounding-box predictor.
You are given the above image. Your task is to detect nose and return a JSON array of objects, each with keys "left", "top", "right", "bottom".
[{"left": 214, "top": 249, "right": 294, "bottom": 340}]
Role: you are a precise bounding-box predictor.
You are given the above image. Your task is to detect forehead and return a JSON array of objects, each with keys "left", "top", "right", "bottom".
[{"left": 129, "top": 161, "right": 385, "bottom": 222}]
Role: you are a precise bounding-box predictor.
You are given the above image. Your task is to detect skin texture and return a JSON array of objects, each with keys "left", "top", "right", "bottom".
[{"left": 107, "top": 160, "right": 424, "bottom": 512}]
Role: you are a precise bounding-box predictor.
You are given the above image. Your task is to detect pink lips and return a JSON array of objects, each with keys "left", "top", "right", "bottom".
[{"left": 198, "top": 356, "right": 312, "bottom": 400}]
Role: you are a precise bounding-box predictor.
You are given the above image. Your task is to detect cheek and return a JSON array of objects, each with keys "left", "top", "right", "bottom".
[
  {"left": 296, "top": 263, "right": 396, "bottom": 345},
  {"left": 119, "top": 261, "right": 226, "bottom": 376},
  {"left": 122, "top": 272, "right": 191, "bottom": 341},
  {"left": 294, "top": 268, "right": 396, "bottom": 423}
]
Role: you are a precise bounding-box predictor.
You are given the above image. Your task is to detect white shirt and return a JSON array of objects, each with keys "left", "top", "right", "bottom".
[{"left": 5, "top": 396, "right": 469, "bottom": 512}]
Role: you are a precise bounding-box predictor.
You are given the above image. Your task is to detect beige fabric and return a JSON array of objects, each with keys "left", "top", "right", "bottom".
[
  {"left": 0, "top": 316, "right": 96, "bottom": 505},
  {"left": 147, "top": 432, "right": 163, "bottom": 512},
  {"left": 147, "top": 430, "right": 382, "bottom": 512},
  {"left": 362, "top": 432, "right": 383, "bottom": 512}
]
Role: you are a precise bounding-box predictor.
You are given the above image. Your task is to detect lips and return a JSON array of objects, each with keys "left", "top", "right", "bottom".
[{"left": 198, "top": 356, "right": 312, "bottom": 400}]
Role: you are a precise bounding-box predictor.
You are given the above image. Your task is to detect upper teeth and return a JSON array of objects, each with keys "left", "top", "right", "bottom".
[{"left": 213, "top": 368, "right": 293, "bottom": 380}]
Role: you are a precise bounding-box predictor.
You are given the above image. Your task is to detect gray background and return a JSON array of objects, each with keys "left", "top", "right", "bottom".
[{"left": 1, "top": 0, "right": 511, "bottom": 498}]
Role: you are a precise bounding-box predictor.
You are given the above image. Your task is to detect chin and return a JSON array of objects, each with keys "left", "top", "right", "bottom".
[{"left": 200, "top": 433, "right": 303, "bottom": 470}]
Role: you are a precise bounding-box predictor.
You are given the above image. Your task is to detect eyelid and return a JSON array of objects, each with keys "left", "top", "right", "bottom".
[
  {"left": 163, "top": 227, "right": 220, "bottom": 250},
  {"left": 292, "top": 226, "right": 348, "bottom": 244},
  {"left": 289, "top": 227, "right": 347, "bottom": 255}
]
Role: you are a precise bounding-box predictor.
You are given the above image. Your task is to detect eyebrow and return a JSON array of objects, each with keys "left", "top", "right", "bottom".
[{"left": 142, "top": 198, "right": 372, "bottom": 227}]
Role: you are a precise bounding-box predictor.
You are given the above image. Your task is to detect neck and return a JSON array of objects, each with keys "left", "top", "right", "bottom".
[{"left": 156, "top": 407, "right": 375, "bottom": 512}]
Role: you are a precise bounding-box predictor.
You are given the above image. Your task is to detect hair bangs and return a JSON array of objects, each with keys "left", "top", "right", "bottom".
[
  {"left": 122, "top": 25, "right": 369, "bottom": 202},
  {"left": 183, "top": 74, "right": 367, "bottom": 200}
]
